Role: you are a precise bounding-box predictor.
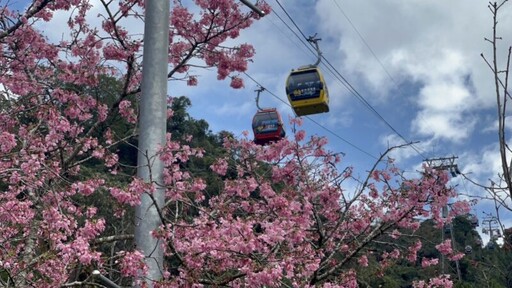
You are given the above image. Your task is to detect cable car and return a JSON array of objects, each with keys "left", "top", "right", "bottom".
[
  {"left": 467, "top": 214, "right": 479, "bottom": 228},
  {"left": 444, "top": 224, "right": 452, "bottom": 234},
  {"left": 252, "top": 108, "right": 285, "bottom": 145},
  {"left": 285, "top": 66, "right": 329, "bottom": 116}
]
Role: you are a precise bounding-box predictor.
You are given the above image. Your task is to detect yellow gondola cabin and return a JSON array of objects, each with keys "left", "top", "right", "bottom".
[{"left": 285, "top": 66, "right": 329, "bottom": 116}]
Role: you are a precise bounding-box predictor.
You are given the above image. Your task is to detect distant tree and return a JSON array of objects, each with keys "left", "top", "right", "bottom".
[
  {"left": 459, "top": 3, "right": 512, "bottom": 287},
  {"left": 360, "top": 215, "right": 512, "bottom": 287},
  {"left": 479, "top": 1, "right": 512, "bottom": 227}
]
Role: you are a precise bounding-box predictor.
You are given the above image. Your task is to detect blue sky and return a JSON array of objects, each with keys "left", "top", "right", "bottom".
[
  {"left": 23, "top": 0, "right": 512, "bottom": 241},
  {"left": 174, "top": 2, "right": 509, "bottom": 173},
  {"left": 171, "top": 0, "right": 512, "bottom": 237}
]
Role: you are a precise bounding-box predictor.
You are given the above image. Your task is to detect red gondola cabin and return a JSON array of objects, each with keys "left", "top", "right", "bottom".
[{"left": 252, "top": 108, "right": 286, "bottom": 145}]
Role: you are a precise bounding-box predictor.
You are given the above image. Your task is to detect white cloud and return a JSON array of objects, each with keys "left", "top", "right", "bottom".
[
  {"left": 482, "top": 116, "right": 512, "bottom": 133},
  {"left": 417, "top": 81, "right": 471, "bottom": 112},
  {"left": 462, "top": 144, "right": 504, "bottom": 182},
  {"left": 214, "top": 99, "right": 254, "bottom": 117},
  {"left": 315, "top": 0, "right": 512, "bottom": 145},
  {"left": 412, "top": 110, "right": 476, "bottom": 142}
]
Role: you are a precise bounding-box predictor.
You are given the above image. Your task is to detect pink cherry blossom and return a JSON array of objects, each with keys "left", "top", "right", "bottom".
[
  {"left": 0, "top": 0, "right": 470, "bottom": 287},
  {"left": 421, "top": 257, "right": 439, "bottom": 267}
]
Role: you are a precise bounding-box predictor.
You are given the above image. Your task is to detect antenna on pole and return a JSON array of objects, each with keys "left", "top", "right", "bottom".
[
  {"left": 255, "top": 86, "right": 265, "bottom": 111},
  {"left": 239, "top": 0, "right": 265, "bottom": 17},
  {"left": 307, "top": 34, "right": 322, "bottom": 67}
]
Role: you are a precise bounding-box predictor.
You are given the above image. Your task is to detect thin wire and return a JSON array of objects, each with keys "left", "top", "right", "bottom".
[
  {"left": 331, "top": 0, "right": 430, "bottom": 158},
  {"left": 269, "top": 11, "right": 315, "bottom": 56},
  {"left": 243, "top": 72, "right": 379, "bottom": 160},
  {"left": 273, "top": 0, "right": 427, "bottom": 159},
  {"left": 322, "top": 56, "right": 426, "bottom": 155},
  {"left": 331, "top": 0, "right": 399, "bottom": 92},
  {"left": 273, "top": 0, "right": 309, "bottom": 40}
]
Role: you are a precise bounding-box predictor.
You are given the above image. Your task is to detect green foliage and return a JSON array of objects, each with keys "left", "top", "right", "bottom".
[
  {"left": 352, "top": 215, "right": 512, "bottom": 287},
  {"left": 32, "top": 74, "right": 512, "bottom": 287}
]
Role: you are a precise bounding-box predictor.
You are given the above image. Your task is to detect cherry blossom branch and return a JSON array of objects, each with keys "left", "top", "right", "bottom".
[
  {"left": 481, "top": 1, "right": 512, "bottom": 200},
  {"left": 0, "top": 0, "right": 52, "bottom": 39},
  {"left": 322, "top": 144, "right": 410, "bottom": 245},
  {"left": 312, "top": 219, "right": 400, "bottom": 284},
  {"left": 61, "top": 281, "right": 104, "bottom": 287},
  {"left": 92, "top": 234, "right": 134, "bottom": 245},
  {"left": 198, "top": 271, "right": 247, "bottom": 286}
]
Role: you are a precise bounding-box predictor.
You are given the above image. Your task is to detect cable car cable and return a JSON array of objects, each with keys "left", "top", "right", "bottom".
[
  {"left": 331, "top": 0, "right": 398, "bottom": 92},
  {"left": 272, "top": 0, "right": 427, "bottom": 159},
  {"left": 269, "top": 11, "right": 316, "bottom": 57},
  {"left": 273, "top": 0, "right": 418, "bottom": 147},
  {"left": 320, "top": 56, "right": 427, "bottom": 158},
  {"left": 273, "top": 0, "right": 309, "bottom": 41},
  {"left": 330, "top": 0, "right": 430, "bottom": 158}
]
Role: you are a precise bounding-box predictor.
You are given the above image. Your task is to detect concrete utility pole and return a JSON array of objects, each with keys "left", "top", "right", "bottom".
[
  {"left": 92, "top": 270, "right": 121, "bottom": 288},
  {"left": 425, "top": 157, "right": 462, "bottom": 278},
  {"left": 135, "top": 0, "right": 169, "bottom": 286},
  {"left": 239, "top": 0, "right": 265, "bottom": 16},
  {"left": 134, "top": 1, "right": 263, "bottom": 286}
]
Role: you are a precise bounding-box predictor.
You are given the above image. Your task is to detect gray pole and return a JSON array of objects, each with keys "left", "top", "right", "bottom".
[
  {"left": 133, "top": 1, "right": 261, "bottom": 286},
  {"left": 441, "top": 225, "right": 444, "bottom": 274},
  {"left": 92, "top": 270, "right": 121, "bottom": 288},
  {"left": 441, "top": 205, "right": 447, "bottom": 274},
  {"left": 449, "top": 223, "right": 462, "bottom": 281},
  {"left": 135, "top": 0, "right": 169, "bottom": 286},
  {"left": 239, "top": 0, "right": 265, "bottom": 16}
]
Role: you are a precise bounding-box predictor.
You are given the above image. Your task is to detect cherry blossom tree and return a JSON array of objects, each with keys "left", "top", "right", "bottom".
[
  {"left": 156, "top": 125, "right": 469, "bottom": 287},
  {"left": 0, "top": 0, "right": 468, "bottom": 287},
  {"left": 465, "top": 0, "right": 512, "bottom": 241}
]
